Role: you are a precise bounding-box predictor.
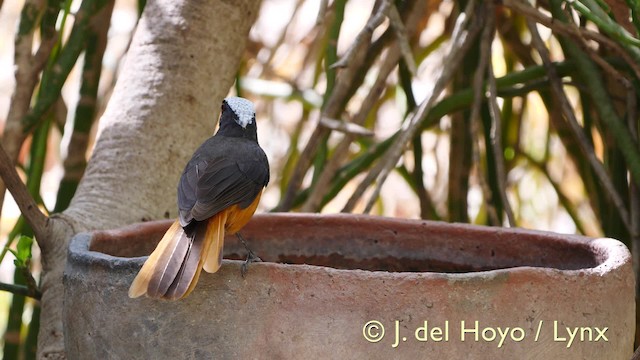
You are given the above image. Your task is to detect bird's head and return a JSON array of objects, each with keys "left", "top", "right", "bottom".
[{"left": 216, "top": 97, "right": 258, "bottom": 141}]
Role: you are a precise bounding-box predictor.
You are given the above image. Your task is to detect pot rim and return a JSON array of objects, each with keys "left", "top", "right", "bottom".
[{"left": 68, "top": 213, "right": 631, "bottom": 280}]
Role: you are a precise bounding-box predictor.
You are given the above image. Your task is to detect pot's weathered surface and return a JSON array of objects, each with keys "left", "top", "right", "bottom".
[{"left": 63, "top": 214, "right": 634, "bottom": 359}]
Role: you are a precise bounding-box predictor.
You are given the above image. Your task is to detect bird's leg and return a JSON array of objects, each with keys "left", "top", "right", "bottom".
[{"left": 236, "top": 232, "right": 262, "bottom": 277}]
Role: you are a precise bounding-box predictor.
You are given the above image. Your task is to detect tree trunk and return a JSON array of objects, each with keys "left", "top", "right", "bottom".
[{"left": 37, "top": 0, "right": 261, "bottom": 357}]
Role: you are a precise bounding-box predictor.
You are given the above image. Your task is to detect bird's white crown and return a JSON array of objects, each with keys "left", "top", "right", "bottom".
[{"left": 225, "top": 96, "right": 255, "bottom": 129}]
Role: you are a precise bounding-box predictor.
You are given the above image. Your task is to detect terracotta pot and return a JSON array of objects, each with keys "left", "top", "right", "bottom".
[{"left": 63, "top": 214, "right": 634, "bottom": 359}]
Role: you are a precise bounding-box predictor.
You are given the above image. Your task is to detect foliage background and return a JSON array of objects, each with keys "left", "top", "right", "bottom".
[{"left": 0, "top": 0, "right": 638, "bottom": 357}]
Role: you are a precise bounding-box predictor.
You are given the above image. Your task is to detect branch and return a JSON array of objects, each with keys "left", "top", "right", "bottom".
[
  {"left": 0, "top": 0, "right": 51, "bottom": 226},
  {"left": 301, "top": 43, "right": 402, "bottom": 212},
  {"left": 318, "top": 117, "right": 374, "bottom": 137},
  {"left": 343, "top": 0, "right": 481, "bottom": 213},
  {"left": 560, "top": 28, "right": 638, "bottom": 143},
  {"left": 300, "top": 0, "right": 430, "bottom": 212},
  {"left": 0, "top": 282, "right": 41, "bottom": 300},
  {"left": 261, "top": 0, "right": 305, "bottom": 71},
  {"left": 503, "top": 0, "right": 640, "bottom": 80},
  {"left": 468, "top": 2, "right": 501, "bottom": 225},
  {"left": 526, "top": 19, "right": 632, "bottom": 233},
  {"left": 330, "top": 0, "right": 388, "bottom": 69},
  {"left": 569, "top": 0, "right": 640, "bottom": 48},
  {"left": 0, "top": 142, "right": 48, "bottom": 242},
  {"left": 316, "top": 0, "right": 329, "bottom": 26},
  {"left": 484, "top": 2, "right": 516, "bottom": 227},
  {"left": 518, "top": 149, "right": 589, "bottom": 235},
  {"left": 276, "top": 0, "right": 379, "bottom": 211},
  {"left": 386, "top": 2, "right": 417, "bottom": 75},
  {"left": 54, "top": 0, "right": 114, "bottom": 212}
]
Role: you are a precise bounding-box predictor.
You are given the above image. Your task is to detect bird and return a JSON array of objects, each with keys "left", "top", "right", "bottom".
[{"left": 129, "top": 97, "right": 270, "bottom": 300}]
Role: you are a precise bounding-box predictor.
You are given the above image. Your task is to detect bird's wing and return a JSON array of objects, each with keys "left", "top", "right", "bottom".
[{"left": 178, "top": 150, "right": 269, "bottom": 225}]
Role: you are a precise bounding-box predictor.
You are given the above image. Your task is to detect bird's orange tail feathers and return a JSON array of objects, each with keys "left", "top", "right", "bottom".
[{"left": 128, "top": 212, "right": 228, "bottom": 300}]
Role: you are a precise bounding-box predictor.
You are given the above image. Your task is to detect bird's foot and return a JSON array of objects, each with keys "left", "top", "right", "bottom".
[{"left": 237, "top": 233, "right": 262, "bottom": 277}]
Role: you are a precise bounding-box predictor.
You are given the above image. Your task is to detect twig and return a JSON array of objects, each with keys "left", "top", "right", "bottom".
[
  {"left": 262, "top": 0, "right": 305, "bottom": 71},
  {"left": 300, "top": 1, "right": 430, "bottom": 212},
  {"left": 577, "top": 37, "right": 638, "bottom": 143},
  {"left": 316, "top": 58, "right": 575, "bottom": 212},
  {"left": 361, "top": 1, "right": 482, "bottom": 214},
  {"left": 318, "top": 117, "right": 374, "bottom": 137},
  {"left": 410, "top": 136, "right": 439, "bottom": 220},
  {"left": 468, "top": 2, "right": 501, "bottom": 225},
  {"left": 19, "top": 265, "right": 40, "bottom": 299},
  {"left": 296, "top": 6, "right": 336, "bottom": 86},
  {"left": 386, "top": 2, "right": 417, "bottom": 75},
  {"left": 527, "top": 19, "right": 632, "bottom": 233},
  {"left": 496, "top": 10, "right": 536, "bottom": 66},
  {"left": 0, "top": 282, "right": 41, "bottom": 300},
  {"left": 343, "top": 0, "right": 481, "bottom": 213},
  {"left": 331, "top": 0, "right": 388, "bottom": 69},
  {"left": 277, "top": 0, "right": 383, "bottom": 211},
  {"left": 0, "top": 143, "right": 48, "bottom": 242},
  {"left": 569, "top": 0, "right": 640, "bottom": 47},
  {"left": 399, "top": 58, "right": 437, "bottom": 220},
  {"left": 22, "top": 0, "right": 113, "bottom": 136},
  {"left": 503, "top": 0, "right": 640, "bottom": 80},
  {"left": 518, "top": 149, "right": 589, "bottom": 235},
  {"left": 301, "top": 43, "right": 403, "bottom": 212},
  {"left": 316, "top": 0, "right": 329, "bottom": 26},
  {"left": 552, "top": 0, "right": 640, "bottom": 188},
  {"left": 484, "top": 2, "right": 516, "bottom": 227},
  {"left": 0, "top": 0, "right": 51, "bottom": 224},
  {"left": 54, "top": 0, "right": 114, "bottom": 212}
]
